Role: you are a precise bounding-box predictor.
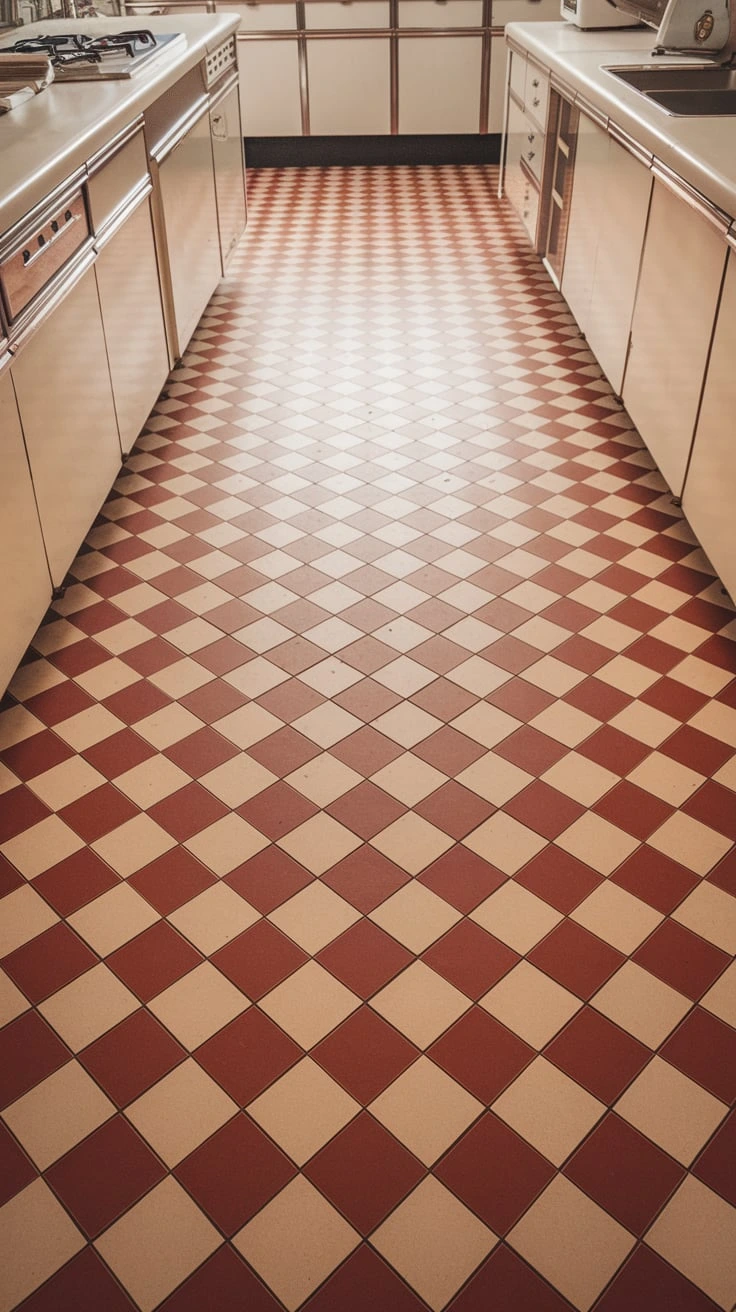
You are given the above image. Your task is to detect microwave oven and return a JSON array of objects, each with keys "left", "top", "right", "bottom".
[{"left": 561, "top": 0, "right": 641, "bottom": 25}]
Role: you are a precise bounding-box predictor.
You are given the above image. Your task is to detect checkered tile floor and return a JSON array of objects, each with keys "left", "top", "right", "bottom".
[{"left": 1, "top": 163, "right": 735, "bottom": 1312}]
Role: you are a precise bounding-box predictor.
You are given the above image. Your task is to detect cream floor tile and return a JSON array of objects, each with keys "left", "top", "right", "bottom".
[
  {"left": 508, "top": 1175, "right": 634, "bottom": 1311},
  {"left": 28, "top": 757, "right": 105, "bottom": 811},
  {"left": 541, "top": 753, "right": 619, "bottom": 807},
  {"left": 234, "top": 1175, "right": 359, "bottom": 1311},
  {"left": 1, "top": 815, "right": 84, "bottom": 880},
  {"left": 627, "top": 752, "right": 705, "bottom": 806},
  {"left": 449, "top": 703, "right": 520, "bottom": 750},
  {"left": 286, "top": 754, "right": 363, "bottom": 807},
  {"left": 278, "top": 813, "right": 362, "bottom": 876},
  {"left": 370, "top": 813, "right": 453, "bottom": 876},
  {"left": 259, "top": 960, "right": 360, "bottom": 1049},
  {"left": 457, "top": 753, "right": 533, "bottom": 806},
  {"left": 199, "top": 756, "right": 277, "bottom": 808},
  {"left": 371, "top": 960, "right": 470, "bottom": 1049},
  {"left": 646, "top": 1176, "right": 736, "bottom": 1311},
  {"left": 370, "top": 881, "right": 461, "bottom": 953},
  {"left": 169, "top": 883, "right": 260, "bottom": 955},
  {"left": 370, "top": 1057, "right": 483, "bottom": 1166},
  {"left": 615, "top": 1057, "right": 728, "bottom": 1166},
  {"left": 96, "top": 1177, "right": 220, "bottom": 1312},
  {"left": 372, "top": 1176, "right": 496, "bottom": 1311},
  {"left": 701, "top": 960, "right": 736, "bottom": 1027},
  {"left": 213, "top": 703, "right": 282, "bottom": 750},
  {"left": 374, "top": 656, "right": 436, "bottom": 697},
  {"left": 115, "top": 755, "right": 190, "bottom": 808},
  {"left": 39, "top": 963, "right": 139, "bottom": 1052},
  {"left": 269, "top": 882, "right": 359, "bottom": 955},
  {"left": 126, "top": 1059, "right": 237, "bottom": 1166},
  {"left": 225, "top": 658, "right": 290, "bottom": 699},
  {"left": 372, "top": 754, "right": 448, "bottom": 806},
  {"left": 0, "top": 1179, "right": 85, "bottom": 1312},
  {"left": 530, "top": 702, "right": 599, "bottom": 749},
  {"left": 69, "top": 883, "right": 158, "bottom": 956},
  {"left": 0, "top": 969, "right": 29, "bottom": 1027},
  {"left": 447, "top": 655, "right": 510, "bottom": 697},
  {"left": 571, "top": 881, "right": 663, "bottom": 954},
  {"left": 247, "top": 1059, "right": 359, "bottom": 1165},
  {"left": 0, "top": 886, "right": 58, "bottom": 957},
  {"left": 493, "top": 1058, "right": 605, "bottom": 1167},
  {"left": 293, "top": 703, "right": 361, "bottom": 748},
  {"left": 149, "top": 962, "right": 248, "bottom": 1049},
  {"left": 648, "top": 812, "right": 732, "bottom": 876},
  {"left": 524, "top": 656, "right": 586, "bottom": 698},
  {"left": 372, "top": 703, "right": 443, "bottom": 749},
  {"left": 463, "top": 812, "right": 546, "bottom": 875},
  {"left": 471, "top": 881, "right": 562, "bottom": 954},
  {"left": 134, "top": 703, "right": 202, "bottom": 751},
  {"left": 3, "top": 1061, "right": 114, "bottom": 1170},
  {"left": 92, "top": 813, "right": 176, "bottom": 878},
  {"left": 591, "top": 961, "right": 690, "bottom": 1048},
  {"left": 480, "top": 961, "right": 582, "bottom": 1049},
  {"left": 300, "top": 658, "right": 363, "bottom": 697},
  {"left": 185, "top": 813, "right": 269, "bottom": 876},
  {"left": 610, "top": 701, "right": 680, "bottom": 748},
  {"left": 556, "top": 813, "right": 638, "bottom": 877},
  {"left": 672, "top": 882, "right": 736, "bottom": 954}
]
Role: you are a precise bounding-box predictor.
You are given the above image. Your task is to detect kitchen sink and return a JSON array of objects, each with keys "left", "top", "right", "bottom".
[{"left": 605, "top": 63, "right": 736, "bottom": 113}]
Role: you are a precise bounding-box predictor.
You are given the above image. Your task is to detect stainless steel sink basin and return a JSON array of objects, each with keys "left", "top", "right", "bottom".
[{"left": 605, "top": 63, "right": 736, "bottom": 113}]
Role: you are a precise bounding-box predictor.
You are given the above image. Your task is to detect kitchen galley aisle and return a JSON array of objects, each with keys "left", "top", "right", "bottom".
[{"left": 1, "top": 164, "right": 735, "bottom": 1312}]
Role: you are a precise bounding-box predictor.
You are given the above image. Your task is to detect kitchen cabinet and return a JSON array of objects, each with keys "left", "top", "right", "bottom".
[
  {"left": 307, "top": 2, "right": 390, "bottom": 27},
  {"left": 210, "top": 76, "right": 247, "bottom": 267},
  {"left": 88, "top": 126, "right": 169, "bottom": 455},
  {"left": 0, "top": 365, "right": 52, "bottom": 693},
  {"left": 307, "top": 37, "right": 391, "bottom": 134},
  {"left": 561, "top": 111, "right": 652, "bottom": 394},
  {"left": 399, "top": 35, "right": 483, "bottom": 133},
  {"left": 238, "top": 39, "right": 302, "bottom": 135},
  {"left": 682, "top": 246, "right": 736, "bottom": 601},
  {"left": 623, "top": 177, "right": 727, "bottom": 498},
  {"left": 11, "top": 265, "right": 122, "bottom": 589},
  {"left": 488, "top": 35, "right": 506, "bottom": 134},
  {"left": 399, "top": 0, "right": 484, "bottom": 24},
  {"left": 502, "top": 47, "right": 550, "bottom": 244}
]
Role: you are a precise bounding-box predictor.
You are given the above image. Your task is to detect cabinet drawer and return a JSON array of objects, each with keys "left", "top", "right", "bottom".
[
  {"left": 398, "top": 0, "right": 484, "bottom": 26},
  {"left": 493, "top": 0, "right": 560, "bottom": 23},
  {"left": 525, "top": 58, "right": 548, "bottom": 128},
  {"left": 506, "top": 155, "right": 539, "bottom": 243},
  {"left": 306, "top": 1, "right": 390, "bottom": 25},
  {"left": 87, "top": 128, "right": 148, "bottom": 235},
  {"left": 225, "top": 1, "right": 297, "bottom": 28}
]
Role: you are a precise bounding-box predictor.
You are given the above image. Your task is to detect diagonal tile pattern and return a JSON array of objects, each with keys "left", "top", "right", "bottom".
[{"left": 0, "top": 162, "right": 734, "bottom": 1311}]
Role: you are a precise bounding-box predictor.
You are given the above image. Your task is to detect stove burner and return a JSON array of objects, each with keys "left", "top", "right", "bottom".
[{"left": 11, "top": 30, "right": 158, "bottom": 67}]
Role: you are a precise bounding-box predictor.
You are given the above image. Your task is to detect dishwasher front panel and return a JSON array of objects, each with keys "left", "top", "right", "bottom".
[
  {"left": 0, "top": 367, "right": 53, "bottom": 695},
  {"left": 95, "top": 196, "right": 169, "bottom": 455},
  {"left": 157, "top": 109, "right": 222, "bottom": 357},
  {"left": 11, "top": 267, "right": 121, "bottom": 589},
  {"left": 210, "top": 80, "right": 247, "bottom": 271}
]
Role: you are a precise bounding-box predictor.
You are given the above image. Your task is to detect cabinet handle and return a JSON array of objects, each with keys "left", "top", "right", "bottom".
[
  {"left": 532, "top": 97, "right": 540, "bottom": 107},
  {"left": 527, "top": 132, "right": 535, "bottom": 142},
  {"left": 527, "top": 150, "right": 535, "bottom": 160},
  {"left": 532, "top": 78, "right": 540, "bottom": 87}
]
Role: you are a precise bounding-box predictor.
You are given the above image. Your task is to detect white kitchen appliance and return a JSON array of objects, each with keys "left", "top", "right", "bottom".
[{"left": 561, "top": 0, "right": 643, "bottom": 26}]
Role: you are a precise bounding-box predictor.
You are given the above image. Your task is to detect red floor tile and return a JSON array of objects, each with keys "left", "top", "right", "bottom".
[
  {"left": 175, "top": 1113, "right": 295, "bottom": 1234},
  {"left": 108, "top": 922, "right": 202, "bottom": 1002},
  {"left": 632, "top": 921, "right": 730, "bottom": 1001},
  {"left": 212, "top": 921, "right": 308, "bottom": 1000},
  {"left": 660, "top": 1009, "right": 736, "bottom": 1105},
  {"left": 449, "top": 1244, "right": 574, "bottom": 1311},
  {"left": 45, "top": 1116, "right": 165, "bottom": 1237},
  {"left": 2, "top": 924, "right": 97, "bottom": 1004},
  {"left": 128, "top": 849, "right": 217, "bottom": 915},
  {"left": 318, "top": 920, "right": 412, "bottom": 999},
  {"left": 195, "top": 1008, "right": 302, "bottom": 1106},
  {"left": 303, "top": 1244, "right": 428, "bottom": 1312},
  {"left": 0, "top": 1013, "right": 70, "bottom": 1111},
  {"left": 158, "top": 1246, "right": 283, "bottom": 1312},
  {"left": 305, "top": 1111, "right": 424, "bottom": 1233},
  {"left": 312, "top": 1007, "right": 418, "bottom": 1105},
  {"left": 422, "top": 922, "right": 518, "bottom": 1000},
  {"left": 226, "top": 848, "right": 314, "bottom": 914},
  {"left": 544, "top": 1008, "right": 650, "bottom": 1104},
  {"left": 595, "top": 1245, "right": 721, "bottom": 1312},
  {"left": 564, "top": 1112, "right": 684, "bottom": 1236},
  {"left": 437, "top": 1112, "right": 555, "bottom": 1234},
  {"left": 79, "top": 1009, "right": 185, "bottom": 1107},
  {"left": 321, "top": 846, "right": 410, "bottom": 913},
  {"left": 16, "top": 1247, "right": 138, "bottom": 1311},
  {"left": 528, "top": 921, "right": 625, "bottom": 1001},
  {"left": 0, "top": 1121, "right": 36, "bottom": 1207},
  {"left": 428, "top": 1008, "right": 534, "bottom": 1104}
]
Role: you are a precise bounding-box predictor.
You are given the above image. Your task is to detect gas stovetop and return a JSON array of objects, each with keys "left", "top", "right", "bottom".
[{"left": 1, "top": 30, "right": 184, "bottom": 79}]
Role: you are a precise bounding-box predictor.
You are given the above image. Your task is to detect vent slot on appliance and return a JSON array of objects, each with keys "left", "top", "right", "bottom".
[{"left": 206, "top": 38, "right": 236, "bottom": 87}]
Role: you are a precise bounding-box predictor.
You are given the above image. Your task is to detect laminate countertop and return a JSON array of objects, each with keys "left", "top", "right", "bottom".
[
  {"left": 0, "top": 12, "right": 241, "bottom": 234},
  {"left": 506, "top": 21, "right": 736, "bottom": 221}
]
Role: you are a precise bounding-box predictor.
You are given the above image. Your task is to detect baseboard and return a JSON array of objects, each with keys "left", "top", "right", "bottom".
[{"left": 244, "top": 134, "right": 502, "bottom": 168}]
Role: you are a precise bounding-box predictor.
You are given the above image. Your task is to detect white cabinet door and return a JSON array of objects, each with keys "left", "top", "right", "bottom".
[
  {"left": 0, "top": 368, "right": 52, "bottom": 696},
  {"left": 11, "top": 268, "right": 121, "bottom": 589},
  {"left": 307, "top": 38, "right": 390, "bottom": 134},
  {"left": 210, "top": 81, "right": 247, "bottom": 268},
  {"left": 682, "top": 248, "right": 736, "bottom": 600},
  {"left": 488, "top": 34, "right": 506, "bottom": 134},
  {"left": 222, "top": 1, "right": 297, "bottom": 28},
  {"left": 306, "top": 2, "right": 390, "bottom": 26},
  {"left": 158, "top": 109, "right": 222, "bottom": 356},
  {"left": 95, "top": 197, "right": 169, "bottom": 454},
  {"left": 399, "top": 35, "right": 482, "bottom": 133},
  {"left": 399, "top": 0, "right": 484, "bottom": 25},
  {"left": 561, "top": 112, "right": 607, "bottom": 335},
  {"left": 584, "top": 138, "right": 652, "bottom": 395},
  {"left": 623, "top": 179, "right": 727, "bottom": 497},
  {"left": 238, "top": 39, "right": 302, "bottom": 135}
]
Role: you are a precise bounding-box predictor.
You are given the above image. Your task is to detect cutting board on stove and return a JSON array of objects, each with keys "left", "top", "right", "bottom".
[{"left": 0, "top": 53, "right": 54, "bottom": 111}]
